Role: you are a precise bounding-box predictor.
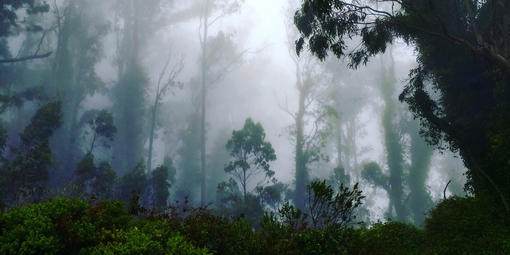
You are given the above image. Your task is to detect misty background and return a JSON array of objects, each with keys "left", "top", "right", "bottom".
[{"left": 0, "top": 0, "right": 466, "bottom": 225}]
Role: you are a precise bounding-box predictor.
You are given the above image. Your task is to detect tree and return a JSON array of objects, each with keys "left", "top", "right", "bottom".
[
  {"left": 50, "top": 0, "right": 109, "bottom": 183},
  {"left": 224, "top": 118, "right": 276, "bottom": 201},
  {"left": 183, "top": 0, "right": 245, "bottom": 205},
  {"left": 117, "top": 161, "right": 147, "bottom": 204},
  {"left": 1, "top": 101, "right": 61, "bottom": 205},
  {"left": 379, "top": 51, "right": 406, "bottom": 221},
  {"left": 147, "top": 56, "right": 183, "bottom": 173},
  {"left": 0, "top": 0, "right": 51, "bottom": 63},
  {"left": 111, "top": 0, "right": 164, "bottom": 175},
  {"left": 283, "top": 5, "right": 333, "bottom": 209},
  {"left": 307, "top": 180, "right": 364, "bottom": 229},
  {"left": 81, "top": 110, "right": 116, "bottom": 154},
  {"left": 406, "top": 119, "right": 434, "bottom": 225},
  {"left": 151, "top": 157, "right": 176, "bottom": 210},
  {"left": 294, "top": 0, "right": 510, "bottom": 211}
]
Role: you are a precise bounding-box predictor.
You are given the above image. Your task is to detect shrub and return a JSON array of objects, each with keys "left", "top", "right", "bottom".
[
  {"left": 424, "top": 196, "right": 510, "bottom": 255},
  {"left": 352, "top": 221, "right": 424, "bottom": 255},
  {"left": 0, "top": 198, "right": 208, "bottom": 255}
]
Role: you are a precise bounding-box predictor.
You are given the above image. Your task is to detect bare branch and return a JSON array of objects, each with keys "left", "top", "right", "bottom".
[{"left": 0, "top": 51, "right": 53, "bottom": 64}]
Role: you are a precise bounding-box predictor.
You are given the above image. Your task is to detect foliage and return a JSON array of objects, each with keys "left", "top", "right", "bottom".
[
  {"left": 225, "top": 118, "right": 276, "bottom": 199},
  {"left": 0, "top": 101, "right": 62, "bottom": 204},
  {"left": 294, "top": 0, "right": 510, "bottom": 210},
  {"left": 307, "top": 180, "right": 364, "bottom": 229},
  {"left": 354, "top": 221, "right": 424, "bottom": 255},
  {"left": 74, "top": 153, "right": 117, "bottom": 200},
  {"left": 0, "top": 198, "right": 208, "bottom": 255},
  {"left": 424, "top": 196, "right": 510, "bottom": 254},
  {"left": 0, "top": 0, "right": 49, "bottom": 38},
  {"left": 117, "top": 161, "right": 147, "bottom": 204},
  {"left": 151, "top": 157, "right": 176, "bottom": 210},
  {"left": 82, "top": 109, "right": 116, "bottom": 153}
]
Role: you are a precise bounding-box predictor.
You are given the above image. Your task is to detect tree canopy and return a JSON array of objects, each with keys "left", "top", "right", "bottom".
[{"left": 294, "top": 0, "right": 510, "bottom": 211}]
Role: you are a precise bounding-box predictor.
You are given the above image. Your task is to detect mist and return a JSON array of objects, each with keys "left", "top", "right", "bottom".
[{"left": 0, "top": 0, "right": 468, "bottom": 225}]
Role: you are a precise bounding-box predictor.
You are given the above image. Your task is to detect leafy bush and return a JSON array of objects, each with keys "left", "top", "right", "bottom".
[
  {"left": 424, "top": 196, "right": 510, "bottom": 255},
  {"left": 180, "top": 208, "right": 259, "bottom": 255},
  {"left": 0, "top": 198, "right": 208, "bottom": 255},
  {"left": 351, "top": 221, "right": 424, "bottom": 255}
]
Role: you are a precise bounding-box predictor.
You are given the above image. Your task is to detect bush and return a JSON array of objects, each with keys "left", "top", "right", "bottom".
[
  {"left": 351, "top": 221, "right": 424, "bottom": 255},
  {"left": 180, "top": 208, "right": 259, "bottom": 255},
  {"left": 0, "top": 198, "right": 208, "bottom": 255},
  {"left": 424, "top": 196, "right": 510, "bottom": 255}
]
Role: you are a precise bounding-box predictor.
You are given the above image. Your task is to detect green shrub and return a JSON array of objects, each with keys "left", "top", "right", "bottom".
[
  {"left": 424, "top": 196, "right": 510, "bottom": 255},
  {"left": 353, "top": 221, "right": 424, "bottom": 255},
  {"left": 0, "top": 198, "right": 208, "bottom": 255},
  {"left": 181, "top": 209, "right": 258, "bottom": 255}
]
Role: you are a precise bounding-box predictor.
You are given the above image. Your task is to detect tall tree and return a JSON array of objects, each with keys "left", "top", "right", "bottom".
[
  {"left": 195, "top": 0, "right": 244, "bottom": 205},
  {"left": 0, "top": 101, "right": 61, "bottom": 205},
  {"left": 224, "top": 118, "right": 276, "bottom": 201},
  {"left": 379, "top": 51, "right": 406, "bottom": 221},
  {"left": 111, "top": 0, "right": 164, "bottom": 174},
  {"left": 50, "top": 0, "right": 109, "bottom": 183},
  {"left": 294, "top": 0, "right": 510, "bottom": 211},
  {"left": 147, "top": 56, "right": 183, "bottom": 173},
  {"left": 406, "top": 119, "right": 433, "bottom": 225}
]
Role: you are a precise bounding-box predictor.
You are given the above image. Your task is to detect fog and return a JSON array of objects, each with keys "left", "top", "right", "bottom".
[{"left": 0, "top": 0, "right": 467, "bottom": 225}]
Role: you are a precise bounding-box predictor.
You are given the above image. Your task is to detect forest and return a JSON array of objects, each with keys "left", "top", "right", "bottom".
[{"left": 0, "top": 0, "right": 509, "bottom": 254}]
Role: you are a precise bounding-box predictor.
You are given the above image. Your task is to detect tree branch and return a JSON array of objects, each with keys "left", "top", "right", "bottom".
[{"left": 0, "top": 51, "right": 53, "bottom": 64}]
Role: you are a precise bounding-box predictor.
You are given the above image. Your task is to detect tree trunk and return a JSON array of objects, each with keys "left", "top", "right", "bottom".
[
  {"left": 199, "top": 0, "right": 210, "bottom": 206},
  {"left": 294, "top": 82, "right": 307, "bottom": 210},
  {"left": 147, "top": 95, "right": 159, "bottom": 173}
]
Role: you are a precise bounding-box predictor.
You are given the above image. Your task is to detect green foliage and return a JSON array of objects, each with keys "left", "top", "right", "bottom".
[
  {"left": 74, "top": 153, "right": 117, "bottom": 200},
  {"left": 307, "top": 180, "right": 364, "bottom": 229},
  {"left": 361, "top": 162, "right": 388, "bottom": 190},
  {"left": 112, "top": 61, "right": 148, "bottom": 175},
  {"left": 151, "top": 158, "right": 176, "bottom": 210},
  {"left": 0, "top": 0, "right": 49, "bottom": 38},
  {"left": 225, "top": 118, "right": 276, "bottom": 199},
  {"left": 424, "top": 196, "right": 510, "bottom": 254},
  {"left": 0, "top": 198, "right": 208, "bottom": 255},
  {"left": 294, "top": 0, "right": 510, "bottom": 209},
  {"left": 82, "top": 109, "right": 116, "bottom": 153},
  {"left": 0, "top": 101, "right": 62, "bottom": 204},
  {"left": 118, "top": 161, "right": 147, "bottom": 202},
  {"left": 180, "top": 208, "right": 258, "bottom": 255},
  {"left": 354, "top": 222, "right": 424, "bottom": 255}
]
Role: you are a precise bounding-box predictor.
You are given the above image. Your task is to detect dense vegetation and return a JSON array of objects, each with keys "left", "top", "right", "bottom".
[
  {"left": 0, "top": 0, "right": 509, "bottom": 254},
  {"left": 2, "top": 182, "right": 509, "bottom": 254}
]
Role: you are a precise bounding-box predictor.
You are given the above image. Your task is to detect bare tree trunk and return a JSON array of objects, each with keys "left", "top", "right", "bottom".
[
  {"left": 294, "top": 75, "right": 307, "bottom": 210},
  {"left": 147, "top": 96, "right": 159, "bottom": 173},
  {"left": 199, "top": 0, "right": 210, "bottom": 206}
]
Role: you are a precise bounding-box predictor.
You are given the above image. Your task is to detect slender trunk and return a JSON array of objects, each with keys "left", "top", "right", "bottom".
[
  {"left": 336, "top": 115, "right": 342, "bottom": 169},
  {"left": 200, "top": 0, "right": 210, "bottom": 206},
  {"left": 89, "top": 132, "right": 97, "bottom": 154},
  {"left": 294, "top": 83, "right": 307, "bottom": 210},
  {"left": 147, "top": 96, "right": 158, "bottom": 173},
  {"left": 243, "top": 168, "right": 247, "bottom": 202}
]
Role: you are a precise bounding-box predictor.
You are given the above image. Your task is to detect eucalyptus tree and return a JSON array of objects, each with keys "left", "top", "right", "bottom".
[
  {"left": 379, "top": 51, "right": 407, "bottom": 221},
  {"left": 294, "top": 0, "right": 510, "bottom": 211},
  {"left": 111, "top": 0, "right": 168, "bottom": 174},
  {"left": 147, "top": 56, "right": 183, "bottom": 173},
  {"left": 0, "top": 101, "right": 61, "bottom": 205},
  {"left": 284, "top": 13, "right": 332, "bottom": 210},
  {"left": 223, "top": 118, "right": 276, "bottom": 201},
  {"left": 50, "top": 0, "right": 109, "bottom": 183},
  {"left": 195, "top": 0, "right": 245, "bottom": 205}
]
